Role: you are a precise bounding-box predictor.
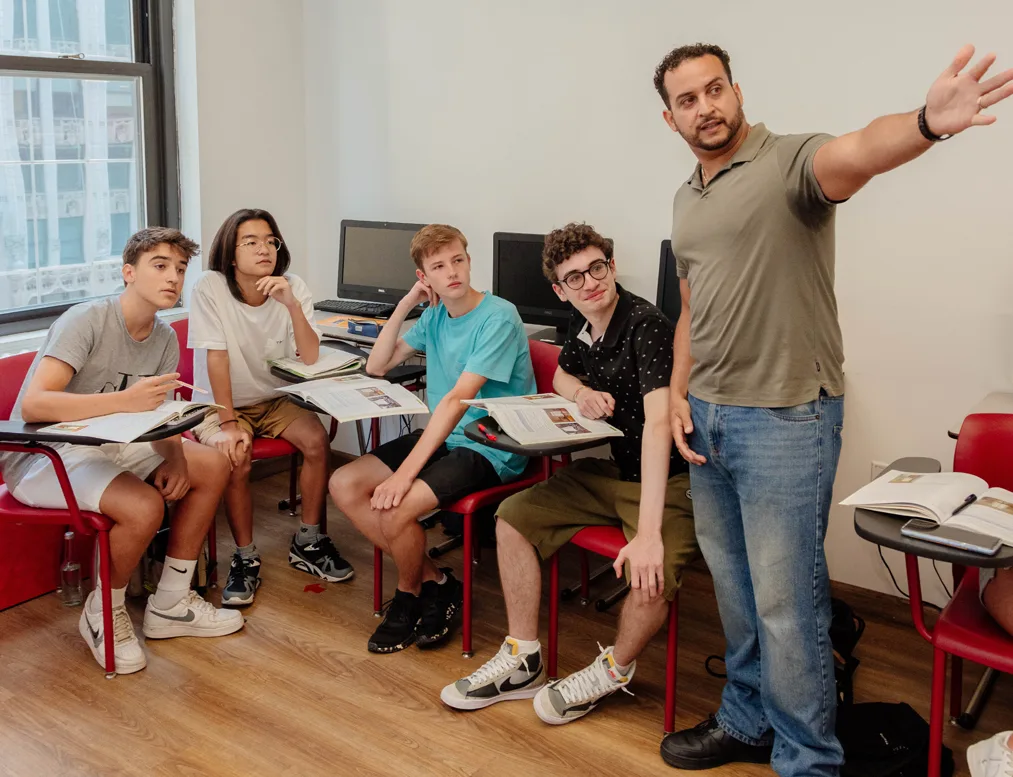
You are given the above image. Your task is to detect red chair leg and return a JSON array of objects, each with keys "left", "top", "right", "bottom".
[
  {"left": 463, "top": 512, "right": 474, "bottom": 657},
  {"left": 664, "top": 593, "right": 679, "bottom": 734},
  {"left": 98, "top": 529, "right": 115, "bottom": 678},
  {"left": 373, "top": 546, "right": 383, "bottom": 616},
  {"left": 579, "top": 549, "right": 590, "bottom": 602},
  {"left": 548, "top": 553, "right": 559, "bottom": 680},
  {"left": 287, "top": 453, "right": 299, "bottom": 517},
  {"left": 949, "top": 656, "right": 963, "bottom": 720},
  {"left": 928, "top": 647, "right": 947, "bottom": 777}
]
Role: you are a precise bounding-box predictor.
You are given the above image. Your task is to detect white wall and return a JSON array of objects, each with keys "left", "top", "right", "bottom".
[
  {"left": 192, "top": 0, "right": 307, "bottom": 275},
  {"left": 302, "top": 0, "right": 1013, "bottom": 604}
]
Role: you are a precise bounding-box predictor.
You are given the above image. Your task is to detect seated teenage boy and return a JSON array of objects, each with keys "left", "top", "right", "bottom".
[
  {"left": 189, "top": 208, "right": 351, "bottom": 606},
  {"left": 441, "top": 222, "right": 698, "bottom": 724},
  {"left": 0, "top": 228, "right": 243, "bottom": 674},
  {"left": 329, "top": 224, "right": 536, "bottom": 654}
]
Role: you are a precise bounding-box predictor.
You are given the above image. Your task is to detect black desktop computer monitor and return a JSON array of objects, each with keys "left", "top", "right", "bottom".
[
  {"left": 492, "top": 232, "right": 572, "bottom": 344},
  {"left": 338, "top": 220, "right": 427, "bottom": 304},
  {"left": 656, "top": 239, "right": 681, "bottom": 326}
]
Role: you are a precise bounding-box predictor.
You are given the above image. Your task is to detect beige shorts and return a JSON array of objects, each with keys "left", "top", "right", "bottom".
[
  {"left": 192, "top": 396, "right": 316, "bottom": 442},
  {"left": 497, "top": 458, "right": 699, "bottom": 601},
  {"left": 10, "top": 442, "right": 164, "bottom": 513}
]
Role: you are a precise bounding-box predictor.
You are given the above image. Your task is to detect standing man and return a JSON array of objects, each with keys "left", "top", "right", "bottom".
[{"left": 654, "top": 43, "right": 1011, "bottom": 776}]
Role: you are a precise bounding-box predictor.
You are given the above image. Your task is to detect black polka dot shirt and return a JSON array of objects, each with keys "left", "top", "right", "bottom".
[{"left": 558, "top": 284, "right": 687, "bottom": 483}]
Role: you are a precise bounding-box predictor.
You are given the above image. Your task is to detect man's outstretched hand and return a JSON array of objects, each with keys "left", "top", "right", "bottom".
[{"left": 925, "top": 45, "right": 1013, "bottom": 136}]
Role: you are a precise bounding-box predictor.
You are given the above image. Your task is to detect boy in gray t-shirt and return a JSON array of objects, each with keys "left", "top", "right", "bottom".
[{"left": 0, "top": 228, "right": 243, "bottom": 675}]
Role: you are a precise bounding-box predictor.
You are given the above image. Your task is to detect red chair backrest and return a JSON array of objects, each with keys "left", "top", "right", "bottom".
[
  {"left": 0, "top": 351, "right": 37, "bottom": 421},
  {"left": 529, "top": 340, "right": 561, "bottom": 394},
  {"left": 953, "top": 413, "right": 1013, "bottom": 491},
  {"left": 170, "top": 318, "right": 194, "bottom": 401}
]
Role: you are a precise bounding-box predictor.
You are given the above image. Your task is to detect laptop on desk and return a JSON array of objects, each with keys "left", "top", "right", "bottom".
[{"left": 314, "top": 219, "right": 428, "bottom": 321}]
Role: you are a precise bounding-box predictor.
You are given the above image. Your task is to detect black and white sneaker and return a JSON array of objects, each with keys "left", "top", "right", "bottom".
[
  {"left": 221, "top": 553, "right": 261, "bottom": 606},
  {"left": 533, "top": 643, "right": 634, "bottom": 725},
  {"left": 288, "top": 535, "right": 354, "bottom": 582},
  {"left": 415, "top": 568, "right": 463, "bottom": 650},
  {"left": 440, "top": 637, "right": 546, "bottom": 710},
  {"left": 368, "top": 589, "right": 420, "bottom": 654}
]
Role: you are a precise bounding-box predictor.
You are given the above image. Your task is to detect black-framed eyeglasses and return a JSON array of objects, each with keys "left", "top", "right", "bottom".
[
  {"left": 236, "top": 237, "right": 283, "bottom": 251},
  {"left": 558, "top": 259, "right": 611, "bottom": 290}
]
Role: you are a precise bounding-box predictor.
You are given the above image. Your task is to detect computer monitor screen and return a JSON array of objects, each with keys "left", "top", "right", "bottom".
[
  {"left": 656, "top": 239, "right": 681, "bottom": 326},
  {"left": 492, "top": 232, "right": 572, "bottom": 338},
  {"left": 338, "top": 220, "right": 427, "bottom": 302}
]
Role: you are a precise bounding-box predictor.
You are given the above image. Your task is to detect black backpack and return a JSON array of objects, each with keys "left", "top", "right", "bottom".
[
  {"left": 837, "top": 702, "right": 955, "bottom": 777},
  {"left": 830, "top": 598, "right": 864, "bottom": 706}
]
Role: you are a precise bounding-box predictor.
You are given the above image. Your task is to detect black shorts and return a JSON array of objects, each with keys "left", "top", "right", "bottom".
[{"left": 369, "top": 430, "right": 502, "bottom": 506}]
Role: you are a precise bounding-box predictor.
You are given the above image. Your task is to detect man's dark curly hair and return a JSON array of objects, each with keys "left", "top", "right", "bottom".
[
  {"left": 653, "top": 43, "right": 733, "bottom": 109},
  {"left": 542, "top": 223, "right": 614, "bottom": 283}
]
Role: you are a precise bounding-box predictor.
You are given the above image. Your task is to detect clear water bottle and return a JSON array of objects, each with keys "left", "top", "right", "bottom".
[{"left": 60, "top": 531, "right": 83, "bottom": 607}]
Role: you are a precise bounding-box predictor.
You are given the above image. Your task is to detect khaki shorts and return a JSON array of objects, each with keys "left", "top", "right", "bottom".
[
  {"left": 192, "top": 396, "right": 317, "bottom": 442},
  {"left": 497, "top": 458, "right": 699, "bottom": 601}
]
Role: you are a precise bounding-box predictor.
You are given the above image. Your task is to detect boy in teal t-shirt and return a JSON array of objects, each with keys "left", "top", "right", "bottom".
[{"left": 329, "top": 224, "right": 535, "bottom": 654}]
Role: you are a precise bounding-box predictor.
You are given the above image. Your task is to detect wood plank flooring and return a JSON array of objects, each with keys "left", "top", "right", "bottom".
[{"left": 0, "top": 470, "right": 1009, "bottom": 777}]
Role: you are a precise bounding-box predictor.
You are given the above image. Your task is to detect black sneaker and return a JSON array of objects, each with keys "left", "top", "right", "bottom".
[
  {"left": 415, "top": 568, "right": 463, "bottom": 649},
  {"left": 288, "top": 535, "right": 354, "bottom": 582},
  {"left": 221, "top": 552, "right": 261, "bottom": 606},
  {"left": 660, "top": 715, "right": 773, "bottom": 770},
  {"left": 368, "top": 589, "right": 420, "bottom": 654}
]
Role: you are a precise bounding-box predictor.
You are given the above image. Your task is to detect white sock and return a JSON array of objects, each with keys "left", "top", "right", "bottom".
[
  {"left": 435, "top": 573, "right": 448, "bottom": 585},
  {"left": 90, "top": 585, "right": 126, "bottom": 613},
  {"left": 507, "top": 636, "right": 541, "bottom": 655},
  {"left": 151, "top": 557, "right": 196, "bottom": 610}
]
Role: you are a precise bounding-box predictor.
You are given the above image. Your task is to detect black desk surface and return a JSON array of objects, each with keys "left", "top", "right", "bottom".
[
  {"left": 270, "top": 362, "right": 425, "bottom": 387},
  {"left": 0, "top": 409, "right": 207, "bottom": 447},
  {"left": 854, "top": 456, "right": 1013, "bottom": 568},
  {"left": 463, "top": 417, "right": 609, "bottom": 458}
]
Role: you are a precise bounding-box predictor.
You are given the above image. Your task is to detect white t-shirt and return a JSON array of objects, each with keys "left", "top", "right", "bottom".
[{"left": 189, "top": 271, "right": 321, "bottom": 408}]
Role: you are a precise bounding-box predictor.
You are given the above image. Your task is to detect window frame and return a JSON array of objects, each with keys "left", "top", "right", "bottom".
[{"left": 0, "top": 0, "right": 178, "bottom": 334}]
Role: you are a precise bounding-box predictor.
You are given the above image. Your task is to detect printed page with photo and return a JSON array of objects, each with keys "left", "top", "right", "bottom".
[
  {"left": 463, "top": 394, "right": 623, "bottom": 446},
  {"left": 277, "top": 375, "right": 428, "bottom": 423}
]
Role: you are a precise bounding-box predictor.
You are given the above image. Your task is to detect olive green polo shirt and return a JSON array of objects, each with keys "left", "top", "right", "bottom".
[{"left": 671, "top": 123, "right": 845, "bottom": 407}]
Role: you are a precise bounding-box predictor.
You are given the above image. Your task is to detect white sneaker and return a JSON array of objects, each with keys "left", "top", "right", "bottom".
[
  {"left": 78, "top": 590, "right": 146, "bottom": 674},
  {"left": 440, "top": 637, "right": 546, "bottom": 710},
  {"left": 533, "top": 643, "right": 634, "bottom": 725},
  {"left": 142, "top": 590, "right": 244, "bottom": 639},
  {"left": 968, "top": 731, "right": 1013, "bottom": 777}
]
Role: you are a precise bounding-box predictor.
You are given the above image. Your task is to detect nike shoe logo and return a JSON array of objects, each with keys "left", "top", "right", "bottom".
[
  {"left": 170, "top": 566, "right": 187, "bottom": 574},
  {"left": 499, "top": 672, "right": 542, "bottom": 693},
  {"left": 87, "top": 617, "right": 102, "bottom": 647},
  {"left": 150, "top": 609, "right": 196, "bottom": 622}
]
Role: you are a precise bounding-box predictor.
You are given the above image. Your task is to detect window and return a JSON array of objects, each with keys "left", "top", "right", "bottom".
[{"left": 0, "top": 0, "right": 177, "bottom": 332}]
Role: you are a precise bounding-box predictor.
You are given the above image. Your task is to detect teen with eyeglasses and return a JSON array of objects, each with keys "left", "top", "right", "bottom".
[{"left": 189, "top": 208, "right": 353, "bottom": 606}]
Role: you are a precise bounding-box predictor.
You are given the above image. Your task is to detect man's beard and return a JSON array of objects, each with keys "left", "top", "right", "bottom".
[{"left": 683, "top": 104, "right": 745, "bottom": 152}]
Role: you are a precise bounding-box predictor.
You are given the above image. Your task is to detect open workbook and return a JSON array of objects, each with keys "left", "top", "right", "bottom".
[
  {"left": 461, "top": 393, "right": 624, "bottom": 446},
  {"left": 277, "top": 374, "right": 429, "bottom": 423},
  {"left": 268, "top": 345, "right": 366, "bottom": 379},
  {"left": 39, "top": 400, "right": 223, "bottom": 444},
  {"left": 841, "top": 470, "right": 1013, "bottom": 546}
]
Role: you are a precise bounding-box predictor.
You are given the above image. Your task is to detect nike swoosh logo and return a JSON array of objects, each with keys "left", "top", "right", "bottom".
[
  {"left": 87, "top": 618, "right": 101, "bottom": 647},
  {"left": 499, "top": 671, "right": 541, "bottom": 693},
  {"left": 150, "top": 609, "right": 196, "bottom": 622},
  {"left": 170, "top": 566, "right": 187, "bottom": 574}
]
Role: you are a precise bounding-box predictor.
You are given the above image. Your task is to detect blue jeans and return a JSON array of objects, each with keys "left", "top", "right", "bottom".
[{"left": 687, "top": 392, "right": 845, "bottom": 777}]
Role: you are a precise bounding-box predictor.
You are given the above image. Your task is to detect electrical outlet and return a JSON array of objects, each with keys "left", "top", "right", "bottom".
[{"left": 870, "top": 461, "right": 888, "bottom": 481}]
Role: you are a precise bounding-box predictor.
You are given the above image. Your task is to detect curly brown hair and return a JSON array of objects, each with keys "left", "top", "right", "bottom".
[
  {"left": 653, "top": 43, "right": 733, "bottom": 109},
  {"left": 542, "top": 223, "right": 614, "bottom": 283}
]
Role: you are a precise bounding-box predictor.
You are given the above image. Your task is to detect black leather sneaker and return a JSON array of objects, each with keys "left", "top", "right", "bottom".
[{"left": 661, "top": 715, "right": 773, "bottom": 770}]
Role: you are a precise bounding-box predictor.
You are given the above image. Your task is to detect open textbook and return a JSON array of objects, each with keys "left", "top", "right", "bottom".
[
  {"left": 277, "top": 374, "right": 429, "bottom": 423},
  {"left": 269, "top": 345, "right": 366, "bottom": 379},
  {"left": 39, "top": 400, "right": 222, "bottom": 444},
  {"left": 462, "top": 393, "right": 624, "bottom": 446},
  {"left": 841, "top": 470, "right": 1013, "bottom": 546}
]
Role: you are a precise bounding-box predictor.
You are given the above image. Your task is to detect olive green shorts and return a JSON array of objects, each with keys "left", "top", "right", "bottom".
[{"left": 497, "top": 458, "right": 698, "bottom": 601}]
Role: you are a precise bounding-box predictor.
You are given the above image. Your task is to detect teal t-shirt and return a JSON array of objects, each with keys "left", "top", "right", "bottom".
[{"left": 402, "top": 292, "right": 536, "bottom": 481}]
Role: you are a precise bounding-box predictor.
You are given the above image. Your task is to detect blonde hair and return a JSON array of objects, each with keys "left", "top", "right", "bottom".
[{"left": 409, "top": 224, "right": 468, "bottom": 270}]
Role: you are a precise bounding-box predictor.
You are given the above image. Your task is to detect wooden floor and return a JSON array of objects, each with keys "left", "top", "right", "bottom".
[{"left": 1, "top": 470, "right": 1009, "bottom": 777}]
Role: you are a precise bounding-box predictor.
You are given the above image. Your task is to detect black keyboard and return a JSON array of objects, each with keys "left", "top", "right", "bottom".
[{"left": 313, "top": 299, "right": 422, "bottom": 319}]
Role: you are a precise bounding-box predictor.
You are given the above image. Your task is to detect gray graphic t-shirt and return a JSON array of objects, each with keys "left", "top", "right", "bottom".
[{"left": 1, "top": 297, "right": 179, "bottom": 490}]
